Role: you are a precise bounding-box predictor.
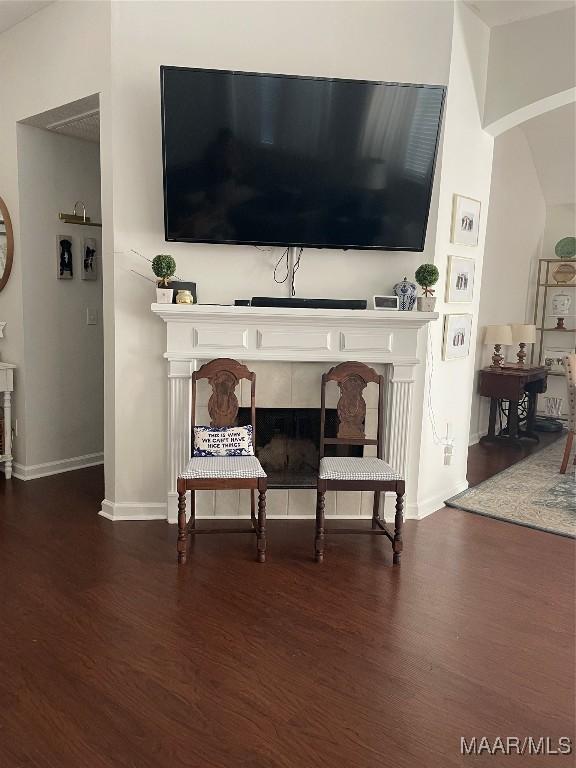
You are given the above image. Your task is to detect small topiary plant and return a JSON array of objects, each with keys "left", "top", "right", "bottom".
[
  {"left": 415, "top": 263, "right": 439, "bottom": 297},
  {"left": 152, "top": 254, "right": 176, "bottom": 287}
]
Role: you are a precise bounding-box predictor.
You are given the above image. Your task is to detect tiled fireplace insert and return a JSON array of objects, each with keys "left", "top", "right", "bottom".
[{"left": 238, "top": 407, "right": 362, "bottom": 488}]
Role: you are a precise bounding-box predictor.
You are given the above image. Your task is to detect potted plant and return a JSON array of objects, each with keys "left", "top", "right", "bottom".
[
  {"left": 152, "top": 254, "right": 177, "bottom": 303},
  {"left": 415, "top": 263, "right": 439, "bottom": 311}
]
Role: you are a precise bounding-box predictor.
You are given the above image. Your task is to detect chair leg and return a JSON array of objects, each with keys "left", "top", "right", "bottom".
[
  {"left": 177, "top": 490, "right": 188, "bottom": 564},
  {"left": 393, "top": 491, "right": 404, "bottom": 565},
  {"left": 372, "top": 491, "right": 381, "bottom": 529},
  {"left": 315, "top": 490, "right": 326, "bottom": 563},
  {"left": 189, "top": 490, "right": 196, "bottom": 531},
  {"left": 560, "top": 431, "right": 574, "bottom": 474},
  {"left": 257, "top": 488, "right": 266, "bottom": 563},
  {"left": 250, "top": 489, "right": 257, "bottom": 531}
]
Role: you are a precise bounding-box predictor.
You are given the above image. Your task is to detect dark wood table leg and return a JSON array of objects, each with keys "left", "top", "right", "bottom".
[
  {"left": 508, "top": 400, "right": 519, "bottom": 440},
  {"left": 487, "top": 398, "right": 497, "bottom": 438},
  {"left": 480, "top": 397, "right": 498, "bottom": 444},
  {"left": 522, "top": 391, "right": 540, "bottom": 442}
]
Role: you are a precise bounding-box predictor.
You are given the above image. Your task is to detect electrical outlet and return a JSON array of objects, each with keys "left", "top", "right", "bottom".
[
  {"left": 86, "top": 308, "right": 98, "bottom": 326},
  {"left": 444, "top": 443, "right": 454, "bottom": 466}
]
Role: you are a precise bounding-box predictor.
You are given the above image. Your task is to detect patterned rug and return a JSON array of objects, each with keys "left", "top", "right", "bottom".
[{"left": 446, "top": 438, "right": 575, "bottom": 538}]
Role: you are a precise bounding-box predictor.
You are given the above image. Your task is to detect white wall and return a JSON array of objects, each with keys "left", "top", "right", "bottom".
[
  {"left": 469, "top": 126, "right": 546, "bottom": 444},
  {"left": 522, "top": 103, "right": 576, "bottom": 208},
  {"left": 415, "top": 2, "right": 494, "bottom": 512},
  {"left": 16, "top": 126, "right": 103, "bottom": 470},
  {"left": 484, "top": 6, "right": 576, "bottom": 129},
  {"left": 543, "top": 204, "right": 576, "bottom": 257},
  {"left": 8, "top": 1, "right": 555, "bottom": 522},
  {"left": 0, "top": 0, "right": 110, "bottom": 469},
  {"left": 106, "top": 0, "right": 455, "bottom": 515}
]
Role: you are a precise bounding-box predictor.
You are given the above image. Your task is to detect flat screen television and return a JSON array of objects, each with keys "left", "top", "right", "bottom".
[{"left": 161, "top": 66, "right": 446, "bottom": 251}]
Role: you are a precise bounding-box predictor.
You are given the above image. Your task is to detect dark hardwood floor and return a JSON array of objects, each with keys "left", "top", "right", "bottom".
[
  {"left": 0, "top": 439, "right": 573, "bottom": 767},
  {"left": 466, "top": 430, "right": 560, "bottom": 488}
]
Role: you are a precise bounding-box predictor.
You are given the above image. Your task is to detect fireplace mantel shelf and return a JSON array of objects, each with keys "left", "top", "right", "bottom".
[
  {"left": 152, "top": 302, "right": 437, "bottom": 523},
  {"left": 152, "top": 303, "right": 438, "bottom": 366},
  {"left": 152, "top": 302, "right": 437, "bottom": 327}
]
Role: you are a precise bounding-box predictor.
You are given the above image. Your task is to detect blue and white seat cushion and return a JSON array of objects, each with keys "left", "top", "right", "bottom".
[
  {"left": 181, "top": 455, "right": 266, "bottom": 479},
  {"left": 193, "top": 425, "right": 254, "bottom": 457},
  {"left": 318, "top": 457, "right": 402, "bottom": 481}
]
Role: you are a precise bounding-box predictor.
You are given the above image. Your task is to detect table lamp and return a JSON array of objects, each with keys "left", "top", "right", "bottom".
[
  {"left": 510, "top": 324, "right": 536, "bottom": 366},
  {"left": 484, "top": 324, "right": 512, "bottom": 368}
]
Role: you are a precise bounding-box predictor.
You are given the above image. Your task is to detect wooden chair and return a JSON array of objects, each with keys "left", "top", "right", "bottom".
[
  {"left": 176, "top": 358, "right": 267, "bottom": 564},
  {"left": 315, "top": 361, "right": 405, "bottom": 565},
  {"left": 560, "top": 354, "right": 576, "bottom": 474}
]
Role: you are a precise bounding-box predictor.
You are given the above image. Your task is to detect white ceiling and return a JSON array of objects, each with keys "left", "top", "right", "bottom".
[
  {"left": 466, "top": 0, "right": 575, "bottom": 27},
  {"left": 22, "top": 94, "right": 100, "bottom": 144},
  {"left": 0, "top": 1, "right": 53, "bottom": 34},
  {"left": 2, "top": 1, "right": 574, "bottom": 34},
  {"left": 521, "top": 102, "right": 576, "bottom": 205}
]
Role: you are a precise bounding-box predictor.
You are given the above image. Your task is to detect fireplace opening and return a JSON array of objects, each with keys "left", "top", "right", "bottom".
[{"left": 237, "top": 407, "right": 363, "bottom": 488}]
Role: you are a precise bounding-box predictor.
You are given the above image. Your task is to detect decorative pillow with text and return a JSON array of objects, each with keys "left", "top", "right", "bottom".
[{"left": 193, "top": 425, "right": 254, "bottom": 457}]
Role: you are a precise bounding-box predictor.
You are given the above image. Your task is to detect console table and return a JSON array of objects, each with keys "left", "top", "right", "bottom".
[
  {"left": 0, "top": 362, "right": 15, "bottom": 479},
  {"left": 479, "top": 365, "right": 547, "bottom": 444}
]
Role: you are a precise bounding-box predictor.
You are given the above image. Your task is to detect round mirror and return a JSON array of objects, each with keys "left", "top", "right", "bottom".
[{"left": 0, "top": 196, "right": 14, "bottom": 292}]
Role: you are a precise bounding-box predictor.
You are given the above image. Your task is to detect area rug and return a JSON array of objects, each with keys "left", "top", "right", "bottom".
[{"left": 446, "top": 439, "right": 575, "bottom": 538}]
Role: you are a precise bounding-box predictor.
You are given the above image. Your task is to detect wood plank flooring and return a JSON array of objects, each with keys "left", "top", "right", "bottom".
[{"left": 0, "top": 439, "right": 573, "bottom": 767}]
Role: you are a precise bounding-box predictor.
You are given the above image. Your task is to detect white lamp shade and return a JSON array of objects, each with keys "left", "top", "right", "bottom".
[
  {"left": 511, "top": 324, "right": 536, "bottom": 344},
  {"left": 484, "top": 324, "right": 512, "bottom": 345}
]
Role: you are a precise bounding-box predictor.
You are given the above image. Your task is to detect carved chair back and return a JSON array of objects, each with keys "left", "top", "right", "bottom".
[
  {"left": 319, "top": 361, "right": 384, "bottom": 459},
  {"left": 191, "top": 358, "right": 256, "bottom": 449}
]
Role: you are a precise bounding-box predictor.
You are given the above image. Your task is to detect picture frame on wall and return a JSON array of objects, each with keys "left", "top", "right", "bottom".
[
  {"left": 57, "top": 235, "right": 73, "bottom": 279},
  {"left": 442, "top": 313, "right": 473, "bottom": 360},
  {"left": 446, "top": 255, "right": 475, "bottom": 302},
  {"left": 451, "top": 194, "right": 481, "bottom": 247},
  {"left": 81, "top": 237, "right": 98, "bottom": 281},
  {"left": 543, "top": 348, "right": 567, "bottom": 374}
]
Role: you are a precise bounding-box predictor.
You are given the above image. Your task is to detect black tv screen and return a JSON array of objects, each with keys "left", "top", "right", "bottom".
[{"left": 161, "top": 66, "right": 445, "bottom": 251}]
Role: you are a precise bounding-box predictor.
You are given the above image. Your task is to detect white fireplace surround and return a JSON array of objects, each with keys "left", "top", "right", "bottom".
[{"left": 143, "top": 303, "right": 438, "bottom": 524}]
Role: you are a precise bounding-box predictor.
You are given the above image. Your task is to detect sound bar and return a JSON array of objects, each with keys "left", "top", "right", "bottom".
[{"left": 246, "top": 297, "right": 367, "bottom": 310}]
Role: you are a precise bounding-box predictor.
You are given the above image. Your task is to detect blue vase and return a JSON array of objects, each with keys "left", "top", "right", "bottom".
[{"left": 393, "top": 277, "right": 417, "bottom": 311}]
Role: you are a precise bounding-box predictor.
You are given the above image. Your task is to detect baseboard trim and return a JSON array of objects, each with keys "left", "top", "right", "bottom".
[
  {"left": 99, "top": 507, "right": 382, "bottom": 523},
  {"left": 102, "top": 505, "right": 431, "bottom": 524},
  {"left": 99, "top": 499, "right": 168, "bottom": 521},
  {"left": 469, "top": 430, "right": 487, "bottom": 447},
  {"left": 101, "top": 487, "right": 464, "bottom": 524},
  {"left": 408, "top": 479, "right": 469, "bottom": 520},
  {"left": 10, "top": 452, "right": 104, "bottom": 481}
]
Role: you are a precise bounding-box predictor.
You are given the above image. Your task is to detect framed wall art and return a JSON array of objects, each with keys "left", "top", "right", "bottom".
[
  {"left": 451, "top": 194, "right": 481, "bottom": 247},
  {"left": 446, "top": 255, "right": 475, "bottom": 302},
  {"left": 442, "top": 313, "right": 473, "bottom": 360},
  {"left": 57, "top": 235, "right": 73, "bottom": 279},
  {"left": 543, "top": 348, "right": 568, "bottom": 374},
  {"left": 81, "top": 237, "right": 98, "bottom": 281}
]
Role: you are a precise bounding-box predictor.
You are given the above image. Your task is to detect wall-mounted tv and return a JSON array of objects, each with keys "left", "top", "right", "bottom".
[{"left": 161, "top": 66, "right": 446, "bottom": 251}]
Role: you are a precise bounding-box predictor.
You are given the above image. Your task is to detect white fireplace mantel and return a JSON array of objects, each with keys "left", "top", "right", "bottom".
[{"left": 152, "top": 303, "right": 438, "bottom": 522}]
